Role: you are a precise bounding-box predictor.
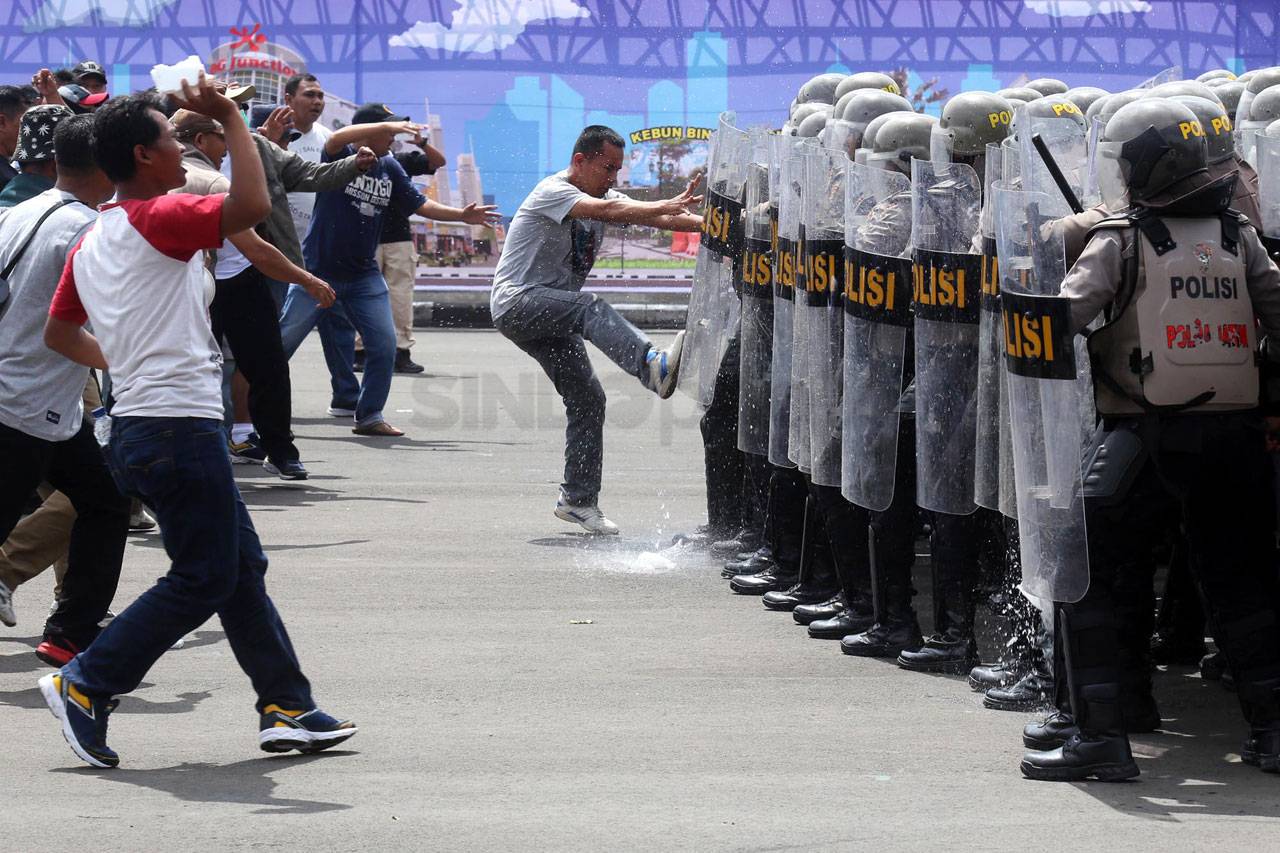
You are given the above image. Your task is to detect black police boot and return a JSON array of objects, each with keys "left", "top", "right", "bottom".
[
  {"left": 808, "top": 597, "right": 875, "bottom": 639},
  {"left": 711, "top": 530, "right": 760, "bottom": 559},
  {"left": 1237, "top": 678, "right": 1280, "bottom": 773},
  {"left": 763, "top": 549, "right": 838, "bottom": 612},
  {"left": 1020, "top": 685, "right": 1139, "bottom": 782},
  {"left": 840, "top": 585, "right": 922, "bottom": 658},
  {"left": 968, "top": 661, "right": 1027, "bottom": 693},
  {"left": 722, "top": 546, "right": 775, "bottom": 579},
  {"left": 1023, "top": 709, "right": 1077, "bottom": 751},
  {"left": 984, "top": 665, "right": 1055, "bottom": 712},
  {"left": 729, "top": 564, "right": 799, "bottom": 595},
  {"left": 793, "top": 593, "right": 845, "bottom": 626},
  {"left": 897, "top": 632, "right": 979, "bottom": 674}
]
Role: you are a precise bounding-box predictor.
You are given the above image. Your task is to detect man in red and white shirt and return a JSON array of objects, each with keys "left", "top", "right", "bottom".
[{"left": 39, "top": 79, "right": 356, "bottom": 769}]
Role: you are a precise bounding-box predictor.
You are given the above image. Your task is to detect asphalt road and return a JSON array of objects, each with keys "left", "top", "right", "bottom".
[{"left": 1, "top": 330, "right": 1277, "bottom": 850}]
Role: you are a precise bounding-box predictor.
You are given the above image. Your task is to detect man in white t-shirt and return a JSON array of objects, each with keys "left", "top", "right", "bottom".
[
  {"left": 282, "top": 73, "right": 331, "bottom": 244},
  {"left": 491, "top": 126, "right": 702, "bottom": 534},
  {"left": 40, "top": 79, "right": 355, "bottom": 769}
]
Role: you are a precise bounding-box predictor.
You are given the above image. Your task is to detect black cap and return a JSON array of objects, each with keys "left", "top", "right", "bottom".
[
  {"left": 351, "top": 102, "right": 409, "bottom": 125},
  {"left": 72, "top": 60, "right": 107, "bottom": 84}
]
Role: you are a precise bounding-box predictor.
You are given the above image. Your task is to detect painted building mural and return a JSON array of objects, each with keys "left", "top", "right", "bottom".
[{"left": 4, "top": 1, "right": 1279, "bottom": 262}]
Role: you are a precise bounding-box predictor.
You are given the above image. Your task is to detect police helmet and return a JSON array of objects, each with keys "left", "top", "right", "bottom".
[
  {"left": 996, "top": 86, "right": 1043, "bottom": 103},
  {"left": 1064, "top": 86, "right": 1109, "bottom": 115},
  {"left": 1146, "top": 80, "right": 1225, "bottom": 107},
  {"left": 1170, "top": 95, "right": 1234, "bottom": 164},
  {"left": 867, "top": 112, "right": 938, "bottom": 175},
  {"left": 933, "top": 91, "right": 1013, "bottom": 159},
  {"left": 833, "top": 72, "right": 901, "bottom": 102},
  {"left": 1196, "top": 69, "right": 1237, "bottom": 83},
  {"left": 838, "top": 89, "right": 912, "bottom": 127},
  {"left": 797, "top": 73, "right": 847, "bottom": 105},
  {"left": 796, "top": 111, "right": 829, "bottom": 138},
  {"left": 1025, "top": 78, "right": 1069, "bottom": 96},
  {"left": 1096, "top": 99, "right": 1208, "bottom": 204}
]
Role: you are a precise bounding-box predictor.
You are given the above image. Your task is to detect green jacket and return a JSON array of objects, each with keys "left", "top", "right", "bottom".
[{"left": 252, "top": 133, "right": 361, "bottom": 268}]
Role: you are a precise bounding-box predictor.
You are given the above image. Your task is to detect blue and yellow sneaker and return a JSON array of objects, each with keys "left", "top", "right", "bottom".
[
  {"left": 259, "top": 705, "right": 357, "bottom": 754},
  {"left": 228, "top": 432, "right": 268, "bottom": 464},
  {"left": 38, "top": 672, "right": 119, "bottom": 768}
]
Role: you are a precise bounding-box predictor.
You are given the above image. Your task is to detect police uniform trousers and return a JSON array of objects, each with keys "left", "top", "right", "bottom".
[{"left": 1062, "top": 414, "right": 1280, "bottom": 734}]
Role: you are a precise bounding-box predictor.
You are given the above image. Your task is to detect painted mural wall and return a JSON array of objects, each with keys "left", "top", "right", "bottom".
[{"left": 4, "top": 1, "right": 1278, "bottom": 216}]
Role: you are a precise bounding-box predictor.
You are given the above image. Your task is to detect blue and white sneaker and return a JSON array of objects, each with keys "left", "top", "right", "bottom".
[
  {"left": 645, "top": 330, "right": 685, "bottom": 399},
  {"left": 263, "top": 458, "right": 309, "bottom": 481},
  {"left": 38, "top": 672, "right": 120, "bottom": 768},
  {"left": 259, "top": 705, "right": 358, "bottom": 754}
]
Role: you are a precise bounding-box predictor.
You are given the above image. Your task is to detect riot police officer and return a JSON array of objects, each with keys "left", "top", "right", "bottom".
[{"left": 1021, "top": 98, "right": 1280, "bottom": 781}]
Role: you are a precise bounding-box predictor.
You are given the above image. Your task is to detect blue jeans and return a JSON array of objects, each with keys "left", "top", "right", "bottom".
[
  {"left": 64, "top": 417, "right": 313, "bottom": 712},
  {"left": 279, "top": 269, "right": 396, "bottom": 427}
]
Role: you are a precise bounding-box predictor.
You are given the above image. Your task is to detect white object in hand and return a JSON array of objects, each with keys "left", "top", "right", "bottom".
[{"left": 150, "top": 55, "right": 206, "bottom": 94}]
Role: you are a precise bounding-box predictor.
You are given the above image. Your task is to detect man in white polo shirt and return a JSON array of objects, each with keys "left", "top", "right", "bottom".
[{"left": 39, "top": 78, "right": 355, "bottom": 769}]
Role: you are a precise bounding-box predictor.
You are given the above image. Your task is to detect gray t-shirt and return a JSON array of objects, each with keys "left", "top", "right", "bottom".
[
  {"left": 489, "top": 171, "right": 626, "bottom": 319},
  {"left": 0, "top": 188, "right": 96, "bottom": 441}
]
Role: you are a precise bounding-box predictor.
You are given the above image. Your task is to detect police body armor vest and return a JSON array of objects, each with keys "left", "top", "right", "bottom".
[{"left": 1087, "top": 211, "right": 1258, "bottom": 416}]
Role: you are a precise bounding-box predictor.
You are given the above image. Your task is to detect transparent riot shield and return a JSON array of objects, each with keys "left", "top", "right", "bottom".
[
  {"left": 1258, "top": 134, "right": 1280, "bottom": 252},
  {"left": 737, "top": 134, "right": 777, "bottom": 456},
  {"left": 768, "top": 136, "right": 809, "bottom": 468},
  {"left": 911, "top": 157, "right": 982, "bottom": 516},
  {"left": 1139, "top": 66, "right": 1181, "bottom": 89},
  {"left": 841, "top": 163, "right": 914, "bottom": 511},
  {"left": 995, "top": 185, "right": 1091, "bottom": 603},
  {"left": 1017, "top": 116, "right": 1088, "bottom": 217},
  {"left": 804, "top": 145, "right": 849, "bottom": 486},
  {"left": 678, "top": 113, "right": 750, "bottom": 406},
  {"left": 974, "top": 147, "right": 1004, "bottom": 511},
  {"left": 786, "top": 138, "right": 816, "bottom": 472}
]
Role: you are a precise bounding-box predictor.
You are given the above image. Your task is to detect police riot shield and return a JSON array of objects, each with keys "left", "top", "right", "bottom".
[
  {"left": 995, "top": 185, "right": 1091, "bottom": 603},
  {"left": 786, "top": 139, "right": 815, "bottom": 472},
  {"left": 768, "top": 136, "right": 808, "bottom": 468},
  {"left": 1139, "top": 66, "right": 1181, "bottom": 89},
  {"left": 973, "top": 145, "right": 1004, "bottom": 512},
  {"left": 841, "top": 163, "right": 914, "bottom": 511},
  {"left": 1256, "top": 133, "right": 1280, "bottom": 252},
  {"left": 737, "top": 133, "right": 777, "bottom": 456},
  {"left": 678, "top": 113, "right": 749, "bottom": 407},
  {"left": 804, "top": 145, "right": 849, "bottom": 486},
  {"left": 911, "top": 158, "right": 982, "bottom": 516},
  {"left": 1017, "top": 116, "right": 1088, "bottom": 216}
]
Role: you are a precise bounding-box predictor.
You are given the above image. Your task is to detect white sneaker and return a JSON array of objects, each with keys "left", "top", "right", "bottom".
[
  {"left": 326, "top": 406, "right": 356, "bottom": 418},
  {"left": 645, "top": 330, "right": 685, "bottom": 399},
  {"left": 554, "top": 503, "right": 620, "bottom": 535},
  {"left": 0, "top": 579, "right": 15, "bottom": 627}
]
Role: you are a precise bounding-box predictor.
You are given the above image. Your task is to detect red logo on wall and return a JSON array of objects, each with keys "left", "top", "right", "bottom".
[{"left": 229, "top": 23, "right": 267, "bottom": 52}]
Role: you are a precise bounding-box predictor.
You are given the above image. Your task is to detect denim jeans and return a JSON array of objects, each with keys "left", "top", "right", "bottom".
[
  {"left": 65, "top": 417, "right": 313, "bottom": 712},
  {"left": 493, "top": 287, "right": 653, "bottom": 506},
  {"left": 279, "top": 269, "right": 396, "bottom": 427}
]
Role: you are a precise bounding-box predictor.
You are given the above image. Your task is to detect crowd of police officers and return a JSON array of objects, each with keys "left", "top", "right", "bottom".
[{"left": 675, "top": 66, "right": 1280, "bottom": 782}]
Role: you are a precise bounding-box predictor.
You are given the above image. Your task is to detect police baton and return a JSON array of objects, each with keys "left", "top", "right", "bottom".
[{"left": 1031, "top": 133, "right": 1085, "bottom": 215}]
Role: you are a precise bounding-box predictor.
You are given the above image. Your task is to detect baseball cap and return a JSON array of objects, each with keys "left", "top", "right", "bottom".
[
  {"left": 57, "top": 83, "right": 109, "bottom": 113},
  {"left": 14, "top": 104, "right": 74, "bottom": 163},
  {"left": 352, "top": 102, "right": 409, "bottom": 125},
  {"left": 72, "top": 60, "right": 107, "bottom": 84}
]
